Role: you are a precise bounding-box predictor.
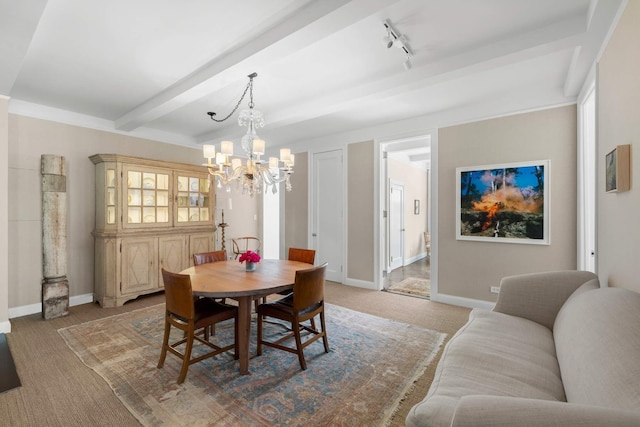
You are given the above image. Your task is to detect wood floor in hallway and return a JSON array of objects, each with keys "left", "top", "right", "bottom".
[{"left": 384, "top": 257, "right": 430, "bottom": 290}]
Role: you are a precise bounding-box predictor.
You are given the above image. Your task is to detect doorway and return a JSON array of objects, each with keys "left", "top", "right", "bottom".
[{"left": 379, "top": 135, "right": 432, "bottom": 298}]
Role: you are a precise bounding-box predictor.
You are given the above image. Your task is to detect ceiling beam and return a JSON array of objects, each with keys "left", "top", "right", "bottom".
[
  {"left": 0, "top": 0, "right": 48, "bottom": 95},
  {"left": 197, "top": 14, "right": 587, "bottom": 143},
  {"left": 115, "top": 0, "right": 400, "bottom": 132},
  {"left": 563, "top": 0, "right": 625, "bottom": 97}
]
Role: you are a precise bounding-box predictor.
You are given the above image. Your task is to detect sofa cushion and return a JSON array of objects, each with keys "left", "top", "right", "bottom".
[
  {"left": 554, "top": 287, "right": 640, "bottom": 411},
  {"left": 406, "top": 309, "right": 566, "bottom": 427}
]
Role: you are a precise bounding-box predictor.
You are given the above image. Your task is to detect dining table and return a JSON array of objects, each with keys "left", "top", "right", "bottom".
[{"left": 180, "top": 258, "right": 312, "bottom": 374}]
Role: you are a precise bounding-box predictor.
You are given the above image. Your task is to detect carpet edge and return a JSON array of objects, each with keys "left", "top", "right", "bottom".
[{"left": 381, "top": 331, "right": 447, "bottom": 426}]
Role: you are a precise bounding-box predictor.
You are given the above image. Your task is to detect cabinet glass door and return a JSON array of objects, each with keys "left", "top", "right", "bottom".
[
  {"left": 176, "top": 174, "right": 211, "bottom": 225},
  {"left": 124, "top": 166, "right": 171, "bottom": 228},
  {"left": 106, "top": 169, "right": 117, "bottom": 224}
]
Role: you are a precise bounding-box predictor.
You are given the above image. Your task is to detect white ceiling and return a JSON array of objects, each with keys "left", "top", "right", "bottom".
[{"left": 0, "top": 0, "right": 623, "bottom": 165}]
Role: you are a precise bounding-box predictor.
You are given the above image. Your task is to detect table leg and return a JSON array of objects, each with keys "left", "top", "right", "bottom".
[{"left": 236, "top": 295, "right": 252, "bottom": 375}]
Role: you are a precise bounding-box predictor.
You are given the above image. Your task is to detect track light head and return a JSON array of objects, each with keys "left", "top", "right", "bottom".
[
  {"left": 382, "top": 33, "right": 393, "bottom": 48},
  {"left": 382, "top": 19, "right": 414, "bottom": 69}
]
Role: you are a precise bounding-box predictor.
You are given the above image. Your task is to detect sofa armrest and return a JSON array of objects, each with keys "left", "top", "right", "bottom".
[
  {"left": 451, "top": 395, "right": 640, "bottom": 427},
  {"left": 493, "top": 270, "right": 598, "bottom": 330}
]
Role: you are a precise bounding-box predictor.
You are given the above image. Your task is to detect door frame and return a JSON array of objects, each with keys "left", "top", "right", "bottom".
[
  {"left": 577, "top": 71, "right": 597, "bottom": 273},
  {"left": 376, "top": 130, "right": 437, "bottom": 292},
  {"left": 388, "top": 180, "right": 405, "bottom": 272}
]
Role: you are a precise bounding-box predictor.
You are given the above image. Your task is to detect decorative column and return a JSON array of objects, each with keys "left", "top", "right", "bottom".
[{"left": 41, "top": 155, "right": 69, "bottom": 319}]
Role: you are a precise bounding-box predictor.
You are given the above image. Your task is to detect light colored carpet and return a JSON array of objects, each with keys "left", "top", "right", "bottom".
[
  {"left": 388, "top": 277, "right": 431, "bottom": 298},
  {"left": 58, "top": 303, "right": 446, "bottom": 426}
]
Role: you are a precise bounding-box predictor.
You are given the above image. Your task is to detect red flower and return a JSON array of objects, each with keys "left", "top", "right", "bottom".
[{"left": 238, "top": 250, "right": 261, "bottom": 264}]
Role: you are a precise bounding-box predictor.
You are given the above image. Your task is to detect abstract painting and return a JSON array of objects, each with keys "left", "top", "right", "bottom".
[{"left": 456, "top": 160, "right": 549, "bottom": 244}]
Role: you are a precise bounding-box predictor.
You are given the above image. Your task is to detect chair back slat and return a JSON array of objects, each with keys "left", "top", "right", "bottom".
[
  {"left": 193, "top": 250, "right": 227, "bottom": 266},
  {"left": 293, "top": 263, "right": 327, "bottom": 311},
  {"left": 232, "top": 237, "right": 261, "bottom": 258},
  {"left": 288, "top": 248, "right": 316, "bottom": 265},
  {"left": 161, "top": 269, "right": 195, "bottom": 320}
]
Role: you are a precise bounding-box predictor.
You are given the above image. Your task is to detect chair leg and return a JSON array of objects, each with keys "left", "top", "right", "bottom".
[
  {"left": 293, "top": 322, "right": 307, "bottom": 370},
  {"left": 256, "top": 312, "right": 263, "bottom": 356},
  {"left": 177, "top": 326, "right": 195, "bottom": 384},
  {"left": 157, "top": 317, "right": 171, "bottom": 368},
  {"left": 320, "top": 311, "right": 330, "bottom": 353}
]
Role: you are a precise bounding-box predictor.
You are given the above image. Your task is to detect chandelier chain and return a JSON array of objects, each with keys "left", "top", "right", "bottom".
[{"left": 207, "top": 78, "right": 253, "bottom": 123}]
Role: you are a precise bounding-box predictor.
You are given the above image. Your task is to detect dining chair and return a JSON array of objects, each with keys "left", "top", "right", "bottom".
[
  {"left": 256, "top": 263, "right": 329, "bottom": 370},
  {"left": 157, "top": 268, "right": 238, "bottom": 384},
  {"left": 193, "top": 249, "right": 227, "bottom": 266},
  {"left": 288, "top": 247, "right": 316, "bottom": 265},
  {"left": 231, "top": 237, "right": 261, "bottom": 259},
  {"left": 192, "top": 249, "right": 229, "bottom": 331},
  {"left": 259, "top": 247, "right": 316, "bottom": 305}
]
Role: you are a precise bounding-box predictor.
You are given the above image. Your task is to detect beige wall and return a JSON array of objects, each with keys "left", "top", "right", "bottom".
[
  {"left": 0, "top": 97, "right": 8, "bottom": 330},
  {"left": 597, "top": 1, "right": 640, "bottom": 292},
  {"left": 216, "top": 190, "right": 259, "bottom": 258},
  {"left": 388, "top": 158, "right": 428, "bottom": 262},
  {"left": 7, "top": 115, "right": 212, "bottom": 309},
  {"left": 347, "top": 140, "right": 375, "bottom": 282},
  {"left": 284, "top": 152, "right": 309, "bottom": 255},
  {"left": 438, "top": 105, "right": 578, "bottom": 301}
]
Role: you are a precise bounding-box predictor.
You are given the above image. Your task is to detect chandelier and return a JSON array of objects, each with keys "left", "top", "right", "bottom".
[{"left": 202, "top": 72, "right": 294, "bottom": 197}]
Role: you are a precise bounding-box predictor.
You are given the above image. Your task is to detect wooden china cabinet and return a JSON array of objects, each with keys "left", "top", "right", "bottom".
[{"left": 90, "top": 154, "right": 216, "bottom": 307}]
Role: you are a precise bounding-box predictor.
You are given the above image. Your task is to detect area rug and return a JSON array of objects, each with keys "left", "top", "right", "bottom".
[
  {"left": 387, "top": 277, "right": 431, "bottom": 298},
  {"left": 58, "top": 303, "right": 445, "bottom": 426}
]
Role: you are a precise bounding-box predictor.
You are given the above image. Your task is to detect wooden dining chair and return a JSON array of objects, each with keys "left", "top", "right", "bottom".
[
  {"left": 231, "top": 237, "right": 261, "bottom": 259},
  {"left": 193, "top": 250, "right": 227, "bottom": 266},
  {"left": 288, "top": 247, "right": 316, "bottom": 265},
  {"left": 192, "top": 249, "right": 229, "bottom": 331},
  {"left": 157, "top": 269, "right": 238, "bottom": 384},
  {"left": 259, "top": 247, "right": 316, "bottom": 305},
  {"left": 256, "top": 263, "right": 329, "bottom": 370}
]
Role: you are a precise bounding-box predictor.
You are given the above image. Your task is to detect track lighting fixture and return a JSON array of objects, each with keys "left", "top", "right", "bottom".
[{"left": 382, "top": 19, "right": 413, "bottom": 70}]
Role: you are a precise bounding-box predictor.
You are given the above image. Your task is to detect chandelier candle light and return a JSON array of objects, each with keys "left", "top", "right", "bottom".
[{"left": 203, "top": 73, "right": 294, "bottom": 197}]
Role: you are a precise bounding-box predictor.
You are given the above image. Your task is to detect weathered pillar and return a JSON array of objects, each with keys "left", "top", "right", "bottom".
[{"left": 41, "top": 155, "right": 69, "bottom": 319}]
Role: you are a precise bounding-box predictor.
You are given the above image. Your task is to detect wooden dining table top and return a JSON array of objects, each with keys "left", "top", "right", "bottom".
[{"left": 181, "top": 259, "right": 312, "bottom": 298}]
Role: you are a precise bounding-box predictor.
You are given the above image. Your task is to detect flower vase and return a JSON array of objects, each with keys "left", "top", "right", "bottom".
[{"left": 245, "top": 262, "right": 257, "bottom": 272}]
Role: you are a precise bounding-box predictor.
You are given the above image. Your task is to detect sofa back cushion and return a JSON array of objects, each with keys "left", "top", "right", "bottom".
[{"left": 554, "top": 287, "right": 640, "bottom": 411}]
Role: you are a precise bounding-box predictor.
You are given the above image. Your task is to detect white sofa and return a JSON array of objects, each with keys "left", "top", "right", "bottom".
[{"left": 406, "top": 270, "right": 640, "bottom": 426}]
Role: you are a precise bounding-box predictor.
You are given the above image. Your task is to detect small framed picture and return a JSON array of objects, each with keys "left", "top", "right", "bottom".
[
  {"left": 606, "top": 145, "right": 631, "bottom": 193},
  {"left": 414, "top": 199, "right": 420, "bottom": 215}
]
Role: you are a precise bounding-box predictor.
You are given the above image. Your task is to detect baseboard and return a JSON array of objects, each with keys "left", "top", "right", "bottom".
[
  {"left": 8, "top": 293, "right": 94, "bottom": 319},
  {"left": 343, "top": 277, "right": 377, "bottom": 290},
  {"left": 404, "top": 252, "right": 427, "bottom": 266},
  {"left": 430, "top": 293, "right": 495, "bottom": 310},
  {"left": 0, "top": 321, "right": 10, "bottom": 334}
]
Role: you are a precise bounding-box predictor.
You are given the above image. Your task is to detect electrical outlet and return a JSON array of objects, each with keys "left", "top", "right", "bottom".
[{"left": 490, "top": 286, "right": 500, "bottom": 294}]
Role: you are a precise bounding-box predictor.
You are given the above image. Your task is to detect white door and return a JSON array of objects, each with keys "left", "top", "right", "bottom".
[
  {"left": 389, "top": 181, "right": 404, "bottom": 271},
  {"left": 313, "top": 150, "right": 343, "bottom": 282}
]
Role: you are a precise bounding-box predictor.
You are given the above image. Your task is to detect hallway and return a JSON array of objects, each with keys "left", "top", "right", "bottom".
[{"left": 384, "top": 257, "right": 431, "bottom": 298}]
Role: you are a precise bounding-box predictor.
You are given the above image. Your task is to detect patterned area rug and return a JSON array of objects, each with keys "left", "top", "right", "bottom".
[
  {"left": 59, "top": 304, "right": 445, "bottom": 426},
  {"left": 388, "top": 277, "right": 431, "bottom": 298}
]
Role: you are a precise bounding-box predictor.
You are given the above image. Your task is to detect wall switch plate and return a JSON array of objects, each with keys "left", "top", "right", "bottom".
[{"left": 490, "top": 286, "right": 501, "bottom": 294}]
